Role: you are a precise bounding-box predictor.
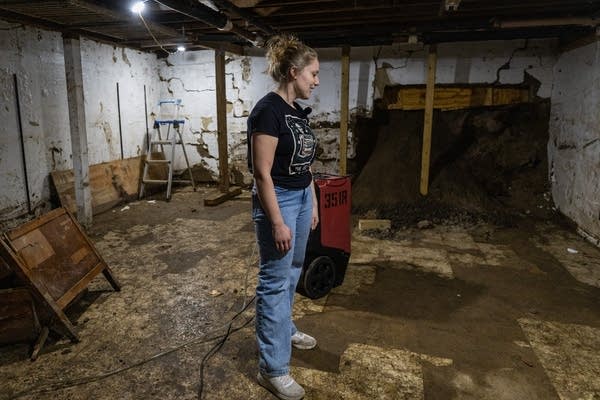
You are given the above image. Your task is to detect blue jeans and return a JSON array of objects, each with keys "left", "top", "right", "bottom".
[{"left": 252, "top": 185, "right": 313, "bottom": 377}]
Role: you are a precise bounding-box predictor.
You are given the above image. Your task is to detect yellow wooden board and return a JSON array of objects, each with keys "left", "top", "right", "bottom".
[
  {"left": 51, "top": 155, "right": 166, "bottom": 215},
  {"left": 384, "top": 85, "right": 530, "bottom": 111}
]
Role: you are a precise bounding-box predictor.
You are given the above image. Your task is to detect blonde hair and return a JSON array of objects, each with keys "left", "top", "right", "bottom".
[{"left": 266, "top": 34, "right": 317, "bottom": 83}]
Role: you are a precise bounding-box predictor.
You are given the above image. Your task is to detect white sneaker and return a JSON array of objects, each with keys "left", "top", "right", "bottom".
[
  {"left": 257, "top": 372, "right": 305, "bottom": 400},
  {"left": 291, "top": 331, "right": 317, "bottom": 350}
]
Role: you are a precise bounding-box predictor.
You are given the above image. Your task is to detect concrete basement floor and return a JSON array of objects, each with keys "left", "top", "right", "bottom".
[{"left": 1, "top": 187, "right": 600, "bottom": 400}]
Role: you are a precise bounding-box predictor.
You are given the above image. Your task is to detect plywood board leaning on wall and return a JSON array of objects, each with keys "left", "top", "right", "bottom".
[{"left": 51, "top": 154, "right": 168, "bottom": 215}]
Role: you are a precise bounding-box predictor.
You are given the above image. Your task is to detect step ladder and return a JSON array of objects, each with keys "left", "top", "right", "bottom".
[{"left": 140, "top": 99, "right": 196, "bottom": 201}]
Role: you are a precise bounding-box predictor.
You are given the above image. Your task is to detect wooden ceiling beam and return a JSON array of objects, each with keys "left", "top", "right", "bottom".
[
  {"left": 212, "top": 0, "right": 275, "bottom": 34},
  {"left": 250, "top": 0, "right": 338, "bottom": 7},
  {"left": 264, "top": 15, "right": 485, "bottom": 31},
  {"left": 259, "top": 4, "right": 598, "bottom": 22},
  {"left": 263, "top": 5, "right": 437, "bottom": 18}
]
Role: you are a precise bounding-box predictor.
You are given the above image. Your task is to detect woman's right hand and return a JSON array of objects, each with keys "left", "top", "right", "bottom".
[{"left": 272, "top": 222, "right": 292, "bottom": 254}]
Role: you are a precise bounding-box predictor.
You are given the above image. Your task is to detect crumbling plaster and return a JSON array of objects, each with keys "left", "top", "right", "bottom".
[
  {"left": 0, "top": 23, "right": 64, "bottom": 221},
  {"left": 373, "top": 39, "right": 556, "bottom": 98},
  {"left": 0, "top": 20, "right": 569, "bottom": 226},
  {"left": 0, "top": 22, "right": 159, "bottom": 225},
  {"left": 549, "top": 40, "right": 600, "bottom": 242},
  {"left": 162, "top": 40, "right": 556, "bottom": 183},
  {"left": 81, "top": 40, "right": 160, "bottom": 164}
]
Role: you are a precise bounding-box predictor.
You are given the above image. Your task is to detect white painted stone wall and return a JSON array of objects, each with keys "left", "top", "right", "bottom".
[
  {"left": 373, "top": 39, "right": 556, "bottom": 98},
  {"left": 161, "top": 40, "right": 556, "bottom": 181},
  {"left": 549, "top": 41, "right": 600, "bottom": 241},
  {"left": 157, "top": 51, "right": 231, "bottom": 178},
  {"left": 81, "top": 39, "right": 160, "bottom": 164},
  {"left": 0, "top": 22, "right": 159, "bottom": 226},
  {"left": 1, "top": 23, "right": 66, "bottom": 222},
  {"left": 0, "top": 19, "right": 560, "bottom": 224}
]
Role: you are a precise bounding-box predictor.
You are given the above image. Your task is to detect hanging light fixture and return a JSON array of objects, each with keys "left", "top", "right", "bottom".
[
  {"left": 177, "top": 25, "right": 187, "bottom": 52},
  {"left": 131, "top": 1, "right": 146, "bottom": 14}
]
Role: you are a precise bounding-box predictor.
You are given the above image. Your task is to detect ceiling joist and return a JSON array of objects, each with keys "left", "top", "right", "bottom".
[{"left": 0, "top": 0, "right": 598, "bottom": 52}]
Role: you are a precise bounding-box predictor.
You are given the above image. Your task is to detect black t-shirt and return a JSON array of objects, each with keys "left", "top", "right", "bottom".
[{"left": 247, "top": 92, "right": 316, "bottom": 189}]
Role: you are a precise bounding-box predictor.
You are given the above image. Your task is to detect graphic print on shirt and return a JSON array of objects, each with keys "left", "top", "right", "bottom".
[{"left": 285, "top": 114, "right": 316, "bottom": 175}]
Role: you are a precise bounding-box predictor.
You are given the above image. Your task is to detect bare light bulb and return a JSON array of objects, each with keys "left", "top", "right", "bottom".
[{"left": 131, "top": 1, "right": 145, "bottom": 14}]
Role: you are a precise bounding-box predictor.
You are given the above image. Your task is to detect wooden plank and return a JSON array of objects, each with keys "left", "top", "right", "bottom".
[
  {"left": 215, "top": 50, "right": 230, "bottom": 193},
  {"left": 63, "top": 35, "right": 92, "bottom": 228},
  {"left": 56, "top": 261, "right": 105, "bottom": 309},
  {"left": 339, "top": 45, "right": 350, "bottom": 175},
  {"left": 6, "top": 212, "right": 99, "bottom": 303},
  {"left": 420, "top": 44, "right": 437, "bottom": 196},
  {"left": 0, "top": 256, "right": 13, "bottom": 281},
  {"left": 0, "top": 238, "right": 79, "bottom": 343},
  {"left": 0, "top": 287, "right": 39, "bottom": 345},
  {"left": 0, "top": 207, "right": 120, "bottom": 352},
  {"left": 64, "top": 208, "right": 120, "bottom": 293},
  {"left": 559, "top": 32, "right": 599, "bottom": 53},
  {"left": 358, "top": 219, "right": 391, "bottom": 231},
  {"left": 31, "top": 326, "right": 49, "bottom": 361},
  {"left": 6, "top": 208, "right": 66, "bottom": 240},
  {"left": 385, "top": 84, "right": 530, "bottom": 111},
  {"left": 193, "top": 41, "right": 245, "bottom": 55},
  {"left": 51, "top": 156, "right": 145, "bottom": 216},
  {"left": 203, "top": 187, "right": 242, "bottom": 207}
]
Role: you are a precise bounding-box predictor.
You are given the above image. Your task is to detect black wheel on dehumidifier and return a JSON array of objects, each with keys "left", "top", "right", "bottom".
[{"left": 298, "top": 256, "right": 336, "bottom": 299}]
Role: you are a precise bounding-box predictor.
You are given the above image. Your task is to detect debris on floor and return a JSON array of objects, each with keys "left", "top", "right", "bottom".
[{"left": 0, "top": 187, "right": 599, "bottom": 400}]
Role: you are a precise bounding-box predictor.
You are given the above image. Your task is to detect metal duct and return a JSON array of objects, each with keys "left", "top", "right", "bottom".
[
  {"left": 495, "top": 17, "right": 598, "bottom": 29},
  {"left": 155, "top": 0, "right": 257, "bottom": 44},
  {"left": 212, "top": 0, "right": 274, "bottom": 35}
]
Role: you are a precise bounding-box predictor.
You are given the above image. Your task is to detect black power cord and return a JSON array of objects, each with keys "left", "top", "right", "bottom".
[
  {"left": 197, "top": 295, "right": 256, "bottom": 400},
  {"left": 7, "top": 313, "right": 254, "bottom": 400},
  {"left": 8, "top": 244, "right": 259, "bottom": 400},
  {"left": 198, "top": 243, "right": 259, "bottom": 399}
]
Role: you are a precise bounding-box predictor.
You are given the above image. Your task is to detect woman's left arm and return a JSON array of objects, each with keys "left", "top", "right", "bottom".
[{"left": 310, "top": 177, "right": 319, "bottom": 230}]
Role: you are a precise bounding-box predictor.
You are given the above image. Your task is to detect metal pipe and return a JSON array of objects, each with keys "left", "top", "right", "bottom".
[
  {"left": 13, "top": 73, "right": 32, "bottom": 214},
  {"left": 495, "top": 17, "right": 597, "bottom": 29},
  {"left": 116, "top": 82, "right": 124, "bottom": 160},
  {"left": 155, "top": 0, "right": 257, "bottom": 45},
  {"left": 422, "top": 26, "right": 592, "bottom": 44},
  {"left": 144, "top": 84, "right": 149, "bottom": 153},
  {"left": 211, "top": 0, "right": 275, "bottom": 35}
]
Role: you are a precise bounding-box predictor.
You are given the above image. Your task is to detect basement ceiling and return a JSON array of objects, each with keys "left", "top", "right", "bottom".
[{"left": 0, "top": 0, "right": 599, "bottom": 53}]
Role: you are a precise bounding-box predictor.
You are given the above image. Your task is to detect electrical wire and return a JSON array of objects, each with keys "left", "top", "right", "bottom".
[
  {"left": 197, "top": 242, "right": 258, "bottom": 399},
  {"left": 8, "top": 243, "right": 259, "bottom": 400},
  {"left": 7, "top": 316, "right": 254, "bottom": 399},
  {"left": 137, "top": 12, "right": 175, "bottom": 55},
  {"left": 197, "top": 295, "right": 255, "bottom": 399}
]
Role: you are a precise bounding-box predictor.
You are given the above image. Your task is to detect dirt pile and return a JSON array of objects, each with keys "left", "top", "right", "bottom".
[{"left": 352, "top": 100, "right": 556, "bottom": 228}]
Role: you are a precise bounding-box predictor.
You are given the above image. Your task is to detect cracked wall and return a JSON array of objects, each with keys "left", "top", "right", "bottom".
[
  {"left": 1, "top": 22, "right": 65, "bottom": 223},
  {"left": 549, "top": 41, "right": 600, "bottom": 242},
  {"left": 0, "top": 21, "right": 160, "bottom": 226},
  {"left": 81, "top": 40, "right": 160, "bottom": 164},
  {"left": 372, "top": 39, "right": 556, "bottom": 98},
  {"left": 0, "top": 20, "right": 560, "bottom": 224},
  {"left": 158, "top": 48, "right": 374, "bottom": 184},
  {"left": 159, "top": 42, "right": 556, "bottom": 185},
  {"left": 156, "top": 51, "right": 220, "bottom": 180}
]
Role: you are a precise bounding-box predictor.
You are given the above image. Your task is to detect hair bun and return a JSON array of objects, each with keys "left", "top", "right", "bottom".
[{"left": 265, "top": 34, "right": 317, "bottom": 83}]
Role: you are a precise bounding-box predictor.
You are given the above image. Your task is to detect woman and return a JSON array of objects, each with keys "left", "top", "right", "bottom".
[{"left": 247, "top": 34, "right": 320, "bottom": 400}]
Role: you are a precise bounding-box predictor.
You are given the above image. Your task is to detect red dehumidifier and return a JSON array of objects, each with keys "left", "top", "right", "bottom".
[{"left": 297, "top": 174, "right": 351, "bottom": 299}]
